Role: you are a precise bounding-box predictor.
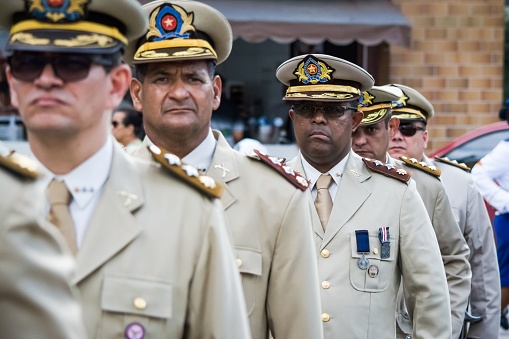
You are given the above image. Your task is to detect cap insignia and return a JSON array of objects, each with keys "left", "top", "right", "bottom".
[
  {"left": 394, "top": 90, "right": 408, "bottom": 108},
  {"left": 400, "top": 156, "right": 441, "bottom": 178},
  {"left": 434, "top": 156, "right": 471, "bottom": 172},
  {"left": 362, "top": 158, "right": 411, "bottom": 183},
  {"left": 147, "top": 4, "right": 195, "bottom": 42},
  {"left": 294, "top": 56, "right": 335, "bottom": 85},
  {"left": 247, "top": 150, "right": 309, "bottom": 191},
  {"left": 27, "top": 0, "right": 89, "bottom": 23},
  {"left": 359, "top": 91, "right": 375, "bottom": 107}
]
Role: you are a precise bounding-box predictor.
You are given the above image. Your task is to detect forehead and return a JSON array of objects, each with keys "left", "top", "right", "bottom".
[{"left": 145, "top": 60, "right": 209, "bottom": 74}]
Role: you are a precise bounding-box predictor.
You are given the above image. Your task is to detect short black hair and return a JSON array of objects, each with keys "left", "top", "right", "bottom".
[{"left": 114, "top": 106, "right": 144, "bottom": 139}]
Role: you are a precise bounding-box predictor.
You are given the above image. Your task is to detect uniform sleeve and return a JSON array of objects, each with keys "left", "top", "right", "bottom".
[
  {"left": 431, "top": 183, "right": 471, "bottom": 338},
  {"left": 399, "top": 180, "right": 452, "bottom": 339},
  {"left": 471, "top": 141, "right": 509, "bottom": 213},
  {"left": 464, "top": 176, "right": 501, "bottom": 338},
  {"left": 185, "top": 199, "right": 252, "bottom": 339},
  {"left": 266, "top": 190, "right": 324, "bottom": 339},
  {"left": 0, "top": 180, "right": 87, "bottom": 339}
]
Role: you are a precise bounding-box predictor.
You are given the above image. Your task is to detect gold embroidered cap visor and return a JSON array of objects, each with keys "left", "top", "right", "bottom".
[
  {"left": 125, "top": 0, "right": 232, "bottom": 65},
  {"left": 389, "top": 83, "right": 435, "bottom": 122},
  {"left": 276, "top": 54, "right": 374, "bottom": 103},
  {"left": 359, "top": 85, "right": 402, "bottom": 126},
  {"left": 0, "top": 0, "right": 148, "bottom": 54}
]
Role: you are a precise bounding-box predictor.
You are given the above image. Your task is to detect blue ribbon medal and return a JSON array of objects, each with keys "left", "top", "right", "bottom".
[{"left": 355, "top": 230, "right": 370, "bottom": 270}]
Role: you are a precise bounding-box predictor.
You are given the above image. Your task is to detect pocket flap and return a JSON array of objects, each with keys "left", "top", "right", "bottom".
[
  {"left": 101, "top": 276, "right": 172, "bottom": 319},
  {"left": 235, "top": 247, "right": 262, "bottom": 276}
]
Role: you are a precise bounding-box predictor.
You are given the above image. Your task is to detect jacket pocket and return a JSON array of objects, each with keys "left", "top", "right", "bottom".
[{"left": 235, "top": 247, "right": 262, "bottom": 315}]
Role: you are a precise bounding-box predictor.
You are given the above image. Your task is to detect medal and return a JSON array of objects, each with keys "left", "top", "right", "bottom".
[
  {"left": 378, "top": 226, "right": 390, "bottom": 259},
  {"left": 355, "top": 230, "right": 370, "bottom": 270}
]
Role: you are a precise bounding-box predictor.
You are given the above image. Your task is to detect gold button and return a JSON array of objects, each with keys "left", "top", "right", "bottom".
[
  {"left": 373, "top": 248, "right": 379, "bottom": 255},
  {"left": 321, "top": 249, "right": 330, "bottom": 258},
  {"left": 322, "top": 313, "right": 330, "bottom": 322},
  {"left": 236, "top": 258, "right": 242, "bottom": 267},
  {"left": 321, "top": 281, "right": 331, "bottom": 289},
  {"left": 133, "top": 297, "right": 147, "bottom": 310}
]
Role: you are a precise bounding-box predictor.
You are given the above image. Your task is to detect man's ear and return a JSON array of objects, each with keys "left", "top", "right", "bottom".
[
  {"left": 351, "top": 110, "right": 364, "bottom": 131},
  {"left": 423, "top": 129, "right": 429, "bottom": 149},
  {"left": 107, "top": 64, "right": 131, "bottom": 110},
  {"left": 388, "top": 117, "right": 400, "bottom": 138},
  {"left": 130, "top": 78, "right": 143, "bottom": 112},
  {"left": 212, "top": 75, "right": 222, "bottom": 111}
]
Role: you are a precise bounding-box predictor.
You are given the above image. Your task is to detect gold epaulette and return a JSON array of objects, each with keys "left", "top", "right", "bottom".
[
  {"left": 148, "top": 145, "right": 223, "bottom": 199},
  {"left": 400, "top": 156, "right": 441, "bottom": 178},
  {"left": 246, "top": 150, "right": 309, "bottom": 191},
  {"left": 362, "top": 158, "right": 411, "bottom": 183},
  {"left": 0, "top": 151, "right": 39, "bottom": 179},
  {"left": 434, "top": 156, "right": 471, "bottom": 172}
]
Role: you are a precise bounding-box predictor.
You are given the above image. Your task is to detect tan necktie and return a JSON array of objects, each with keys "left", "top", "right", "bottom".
[
  {"left": 315, "top": 174, "right": 333, "bottom": 231},
  {"left": 47, "top": 179, "right": 77, "bottom": 255}
]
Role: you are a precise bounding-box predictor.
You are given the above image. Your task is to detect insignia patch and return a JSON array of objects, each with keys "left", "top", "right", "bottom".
[
  {"left": 0, "top": 151, "right": 39, "bottom": 179},
  {"left": 148, "top": 145, "right": 222, "bottom": 199},
  {"left": 28, "top": 0, "right": 90, "bottom": 23},
  {"left": 400, "top": 156, "right": 441, "bottom": 178},
  {"left": 293, "top": 55, "right": 335, "bottom": 85},
  {"left": 362, "top": 158, "right": 411, "bottom": 183},
  {"left": 147, "top": 4, "right": 195, "bottom": 42},
  {"left": 434, "top": 156, "right": 471, "bottom": 172},
  {"left": 247, "top": 150, "right": 309, "bottom": 191}
]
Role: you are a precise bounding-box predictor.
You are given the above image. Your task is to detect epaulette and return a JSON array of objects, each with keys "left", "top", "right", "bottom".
[
  {"left": 0, "top": 151, "right": 39, "bottom": 179},
  {"left": 399, "top": 156, "right": 441, "bottom": 178},
  {"left": 246, "top": 149, "right": 309, "bottom": 191},
  {"left": 362, "top": 158, "right": 411, "bottom": 183},
  {"left": 148, "top": 145, "right": 223, "bottom": 199},
  {"left": 434, "top": 156, "right": 471, "bottom": 172}
]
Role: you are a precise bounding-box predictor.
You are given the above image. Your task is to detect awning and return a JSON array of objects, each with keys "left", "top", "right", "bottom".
[{"left": 198, "top": 0, "right": 411, "bottom": 47}]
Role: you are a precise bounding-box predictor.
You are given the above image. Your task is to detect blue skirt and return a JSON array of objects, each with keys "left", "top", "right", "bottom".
[{"left": 495, "top": 213, "right": 509, "bottom": 287}]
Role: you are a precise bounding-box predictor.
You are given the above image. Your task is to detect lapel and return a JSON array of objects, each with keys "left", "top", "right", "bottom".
[
  {"left": 204, "top": 131, "right": 240, "bottom": 210},
  {"left": 73, "top": 143, "right": 145, "bottom": 284},
  {"left": 128, "top": 137, "right": 152, "bottom": 162},
  {"left": 286, "top": 154, "right": 324, "bottom": 240}
]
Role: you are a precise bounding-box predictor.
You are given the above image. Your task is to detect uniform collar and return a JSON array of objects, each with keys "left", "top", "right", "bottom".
[
  {"left": 300, "top": 152, "right": 349, "bottom": 188},
  {"left": 182, "top": 129, "right": 217, "bottom": 172}
]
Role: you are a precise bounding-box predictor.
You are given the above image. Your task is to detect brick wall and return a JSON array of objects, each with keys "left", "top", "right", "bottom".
[{"left": 390, "top": 0, "right": 505, "bottom": 152}]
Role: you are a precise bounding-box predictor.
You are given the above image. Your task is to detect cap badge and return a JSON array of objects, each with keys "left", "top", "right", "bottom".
[
  {"left": 294, "top": 56, "right": 335, "bottom": 85},
  {"left": 28, "top": 0, "right": 89, "bottom": 23},
  {"left": 394, "top": 90, "right": 408, "bottom": 108},
  {"left": 147, "top": 4, "right": 195, "bottom": 41},
  {"left": 359, "top": 91, "right": 375, "bottom": 107}
]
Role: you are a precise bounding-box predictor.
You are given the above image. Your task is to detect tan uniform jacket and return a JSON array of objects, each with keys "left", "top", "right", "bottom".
[
  {"left": 0, "top": 165, "right": 86, "bottom": 338},
  {"left": 287, "top": 151, "right": 451, "bottom": 339},
  {"left": 132, "top": 132, "right": 324, "bottom": 339},
  {"left": 389, "top": 156, "right": 471, "bottom": 338},
  {"left": 75, "top": 143, "right": 251, "bottom": 339},
  {"left": 425, "top": 155, "right": 501, "bottom": 339}
]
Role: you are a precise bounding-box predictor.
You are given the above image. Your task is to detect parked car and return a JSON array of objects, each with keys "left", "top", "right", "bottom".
[{"left": 429, "top": 121, "right": 509, "bottom": 223}]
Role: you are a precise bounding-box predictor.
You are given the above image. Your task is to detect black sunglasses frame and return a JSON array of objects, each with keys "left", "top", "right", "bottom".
[
  {"left": 398, "top": 124, "right": 426, "bottom": 137},
  {"left": 292, "top": 104, "right": 358, "bottom": 119}
]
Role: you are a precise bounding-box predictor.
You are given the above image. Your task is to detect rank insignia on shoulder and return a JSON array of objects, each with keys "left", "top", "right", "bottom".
[
  {"left": 148, "top": 145, "right": 223, "bottom": 199},
  {"left": 247, "top": 149, "right": 310, "bottom": 191},
  {"left": 362, "top": 158, "right": 411, "bottom": 183},
  {"left": 434, "top": 156, "right": 470, "bottom": 172},
  {"left": 399, "top": 156, "right": 441, "bottom": 178},
  {"left": 0, "top": 151, "right": 39, "bottom": 179}
]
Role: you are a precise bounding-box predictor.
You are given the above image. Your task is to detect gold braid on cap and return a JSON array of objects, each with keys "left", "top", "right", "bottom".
[
  {"left": 360, "top": 103, "right": 392, "bottom": 125},
  {"left": 392, "top": 108, "right": 427, "bottom": 121},
  {"left": 286, "top": 84, "right": 360, "bottom": 95}
]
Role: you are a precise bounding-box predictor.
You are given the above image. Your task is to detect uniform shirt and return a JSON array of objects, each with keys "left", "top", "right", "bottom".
[
  {"left": 301, "top": 152, "right": 347, "bottom": 201},
  {"left": 182, "top": 129, "right": 217, "bottom": 173}
]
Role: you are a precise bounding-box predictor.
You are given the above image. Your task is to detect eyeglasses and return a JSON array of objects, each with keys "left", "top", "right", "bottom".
[
  {"left": 398, "top": 124, "right": 426, "bottom": 137},
  {"left": 292, "top": 104, "right": 357, "bottom": 119},
  {"left": 8, "top": 53, "right": 116, "bottom": 82},
  {"left": 112, "top": 121, "right": 122, "bottom": 128}
]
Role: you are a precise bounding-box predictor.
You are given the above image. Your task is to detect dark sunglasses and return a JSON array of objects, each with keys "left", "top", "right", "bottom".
[
  {"left": 399, "top": 124, "right": 426, "bottom": 137},
  {"left": 8, "top": 53, "right": 116, "bottom": 82},
  {"left": 292, "top": 104, "right": 357, "bottom": 119}
]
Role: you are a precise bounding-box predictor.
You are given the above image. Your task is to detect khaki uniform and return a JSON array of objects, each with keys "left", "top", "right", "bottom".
[
  {"left": 132, "top": 131, "right": 323, "bottom": 339},
  {"left": 389, "top": 156, "right": 471, "bottom": 338},
  {"left": 0, "top": 155, "right": 86, "bottom": 339},
  {"left": 75, "top": 143, "right": 251, "bottom": 339},
  {"left": 287, "top": 151, "right": 451, "bottom": 339},
  {"left": 425, "top": 155, "right": 501, "bottom": 338}
]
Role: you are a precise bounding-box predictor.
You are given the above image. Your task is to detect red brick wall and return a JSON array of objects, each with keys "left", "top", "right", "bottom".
[{"left": 390, "top": 0, "right": 505, "bottom": 152}]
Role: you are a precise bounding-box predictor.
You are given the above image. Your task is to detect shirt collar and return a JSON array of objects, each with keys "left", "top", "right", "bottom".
[
  {"left": 300, "top": 152, "right": 349, "bottom": 188},
  {"left": 182, "top": 129, "right": 217, "bottom": 172}
]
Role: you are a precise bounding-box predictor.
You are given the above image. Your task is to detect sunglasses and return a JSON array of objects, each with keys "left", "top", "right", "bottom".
[
  {"left": 292, "top": 104, "right": 357, "bottom": 119},
  {"left": 8, "top": 53, "right": 116, "bottom": 82},
  {"left": 399, "top": 124, "right": 426, "bottom": 137}
]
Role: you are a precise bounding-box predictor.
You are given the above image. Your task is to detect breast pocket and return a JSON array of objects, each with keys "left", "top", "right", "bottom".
[
  {"left": 98, "top": 275, "right": 172, "bottom": 338},
  {"left": 349, "top": 233, "right": 396, "bottom": 292},
  {"left": 235, "top": 247, "right": 262, "bottom": 315}
]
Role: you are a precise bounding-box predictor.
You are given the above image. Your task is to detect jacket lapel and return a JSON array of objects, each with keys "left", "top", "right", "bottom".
[{"left": 73, "top": 144, "right": 144, "bottom": 284}]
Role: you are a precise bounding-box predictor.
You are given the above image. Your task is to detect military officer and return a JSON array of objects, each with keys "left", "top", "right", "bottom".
[
  {"left": 388, "top": 84, "right": 500, "bottom": 338},
  {"left": 352, "top": 85, "right": 471, "bottom": 338},
  {"left": 2, "top": 1, "right": 251, "bottom": 338},
  {"left": 0, "top": 147, "right": 86, "bottom": 338},
  {"left": 126, "top": 2, "right": 323, "bottom": 339},
  {"left": 279, "top": 54, "right": 452, "bottom": 338}
]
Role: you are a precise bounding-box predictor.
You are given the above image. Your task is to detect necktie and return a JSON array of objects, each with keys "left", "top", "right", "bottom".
[
  {"left": 47, "top": 179, "right": 77, "bottom": 255},
  {"left": 315, "top": 174, "right": 333, "bottom": 231}
]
